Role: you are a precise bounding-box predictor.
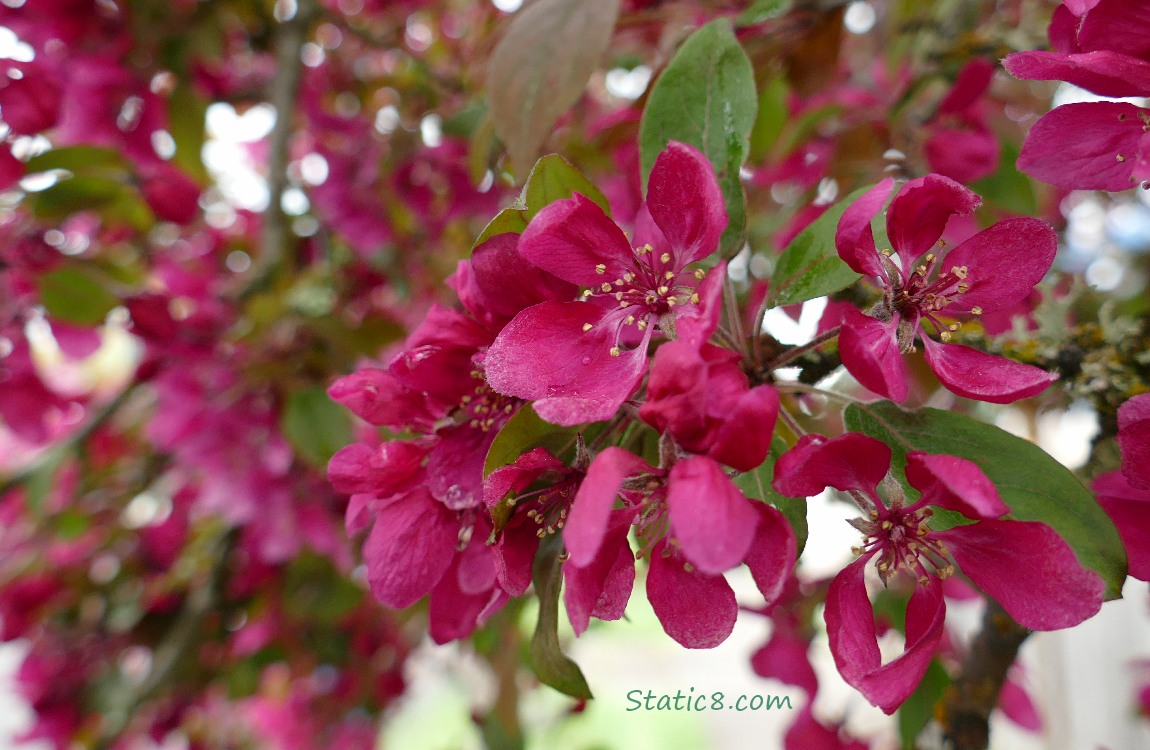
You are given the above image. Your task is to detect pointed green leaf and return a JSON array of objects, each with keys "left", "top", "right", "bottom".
[
  {"left": 37, "top": 267, "right": 119, "bottom": 326},
  {"left": 768, "top": 186, "right": 867, "bottom": 307},
  {"left": 843, "top": 402, "right": 1127, "bottom": 599},
  {"left": 639, "top": 19, "right": 757, "bottom": 258},
  {"left": 529, "top": 535, "right": 593, "bottom": 700},
  {"left": 282, "top": 388, "right": 354, "bottom": 468}
]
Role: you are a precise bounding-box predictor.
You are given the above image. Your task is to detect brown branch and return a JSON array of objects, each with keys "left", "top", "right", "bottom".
[{"left": 938, "top": 601, "right": 1031, "bottom": 750}]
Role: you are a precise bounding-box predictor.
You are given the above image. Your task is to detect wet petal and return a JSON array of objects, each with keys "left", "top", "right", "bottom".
[
  {"left": 647, "top": 542, "right": 737, "bottom": 648},
  {"left": 668, "top": 456, "right": 758, "bottom": 574},
  {"left": 905, "top": 452, "right": 1009, "bottom": 519},
  {"left": 921, "top": 337, "right": 1058, "bottom": 404},
  {"left": 945, "top": 520, "right": 1104, "bottom": 630},
  {"left": 646, "top": 141, "right": 727, "bottom": 267}
]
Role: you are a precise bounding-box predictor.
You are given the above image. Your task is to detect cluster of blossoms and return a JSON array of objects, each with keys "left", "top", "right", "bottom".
[{"left": 329, "top": 132, "right": 1109, "bottom": 724}]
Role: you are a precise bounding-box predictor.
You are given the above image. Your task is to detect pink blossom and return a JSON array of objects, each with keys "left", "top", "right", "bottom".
[
  {"left": 773, "top": 432, "right": 1103, "bottom": 713},
  {"left": 1093, "top": 393, "right": 1150, "bottom": 581},
  {"left": 484, "top": 141, "right": 728, "bottom": 426},
  {"left": 835, "top": 175, "right": 1059, "bottom": 403},
  {"left": 924, "top": 59, "right": 1001, "bottom": 184}
]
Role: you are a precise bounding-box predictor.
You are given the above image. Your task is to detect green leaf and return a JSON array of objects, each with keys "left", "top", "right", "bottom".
[
  {"left": 736, "top": 0, "right": 794, "bottom": 26},
  {"left": 485, "top": 405, "right": 580, "bottom": 479},
  {"left": 971, "top": 142, "right": 1036, "bottom": 217},
  {"left": 898, "top": 659, "right": 949, "bottom": 748},
  {"left": 167, "top": 84, "right": 210, "bottom": 182},
  {"left": 768, "top": 186, "right": 866, "bottom": 307},
  {"left": 734, "top": 434, "right": 809, "bottom": 556},
  {"left": 474, "top": 154, "right": 609, "bottom": 248},
  {"left": 529, "top": 535, "right": 593, "bottom": 700},
  {"left": 486, "top": 0, "right": 622, "bottom": 176},
  {"left": 639, "top": 19, "right": 757, "bottom": 258},
  {"left": 37, "top": 267, "right": 119, "bottom": 325},
  {"left": 24, "top": 146, "right": 127, "bottom": 175},
  {"left": 282, "top": 388, "right": 354, "bottom": 469},
  {"left": 843, "top": 402, "right": 1128, "bottom": 599},
  {"left": 749, "top": 74, "right": 789, "bottom": 162}
]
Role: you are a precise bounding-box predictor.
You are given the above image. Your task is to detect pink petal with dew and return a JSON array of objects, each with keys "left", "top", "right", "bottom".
[
  {"left": 1018, "top": 102, "right": 1147, "bottom": 191},
  {"left": 920, "top": 337, "right": 1058, "bottom": 404},
  {"left": 838, "top": 307, "right": 909, "bottom": 402},
  {"left": 825, "top": 557, "right": 946, "bottom": 714},
  {"left": 945, "top": 520, "right": 1103, "bottom": 630},
  {"left": 905, "top": 452, "right": 1009, "bottom": 519},
  {"left": 772, "top": 432, "right": 891, "bottom": 498},
  {"left": 646, "top": 141, "right": 728, "bottom": 266},
  {"left": 647, "top": 541, "right": 738, "bottom": 648},
  {"left": 667, "top": 456, "right": 759, "bottom": 574}
]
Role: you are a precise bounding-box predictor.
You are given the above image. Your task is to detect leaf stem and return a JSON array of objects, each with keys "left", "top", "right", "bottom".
[{"left": 765, "top": 325, "right": 841, "bottom": 371}]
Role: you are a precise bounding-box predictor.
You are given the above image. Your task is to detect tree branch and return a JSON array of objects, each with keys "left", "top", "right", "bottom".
[{"left": 938, "top": 601, "right": 1031, "bottom": 750}]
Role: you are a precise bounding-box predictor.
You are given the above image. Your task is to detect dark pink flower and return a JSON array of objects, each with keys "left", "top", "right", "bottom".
[
  {"left": 835, "top": 175, "right": 1059, "bottom": 403},
  {"left": 484, "top": 141, "right": 727, "bottom": 426},
  {"left": 923, "top": 59, "right": 1001, "bottom": 184},
  {"left": 773, "top": 432, "right": 1103, "bottom": 713},
  {"left": 1093, "top": 393, "right": 1150, "bottom": 582},
  {"left": 1004, "top": 0, "right": 1150, "bottom": 191},
  {"left": 563, "top": 446, "right": 795, "bottom": 648},
  {"left": 1117, "top": 393, "right": 1150, "bottom": 490}
]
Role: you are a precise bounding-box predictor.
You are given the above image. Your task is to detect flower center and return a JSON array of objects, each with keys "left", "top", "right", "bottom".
[
  {"left": 519, "top": 477, "right": 579, "bottom": 539},
  {"left": 880, "top": 250, "right": 984, "bottom": 352},
  {"left": 852, "top": 505, "right": 954, "bottom": 586},
  {"left": 459, "top": 366, "right": 518, "bottom": 431}
]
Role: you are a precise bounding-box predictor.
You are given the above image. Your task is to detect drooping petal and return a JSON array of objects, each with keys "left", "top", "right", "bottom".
[
  {"left": 364, "top": 488, "right": 459, "bottom": 609},
  {"left": 920, "top": 337, "right": 1058, "bottom": 404},
  {"left": 646, "top": 541, "right": 737, "bottom": 648},
  {"left": 937, "top": 59, "right": 995, "bottom": 114},
  {"left": 1017, "top": 102, "right": 1147, "bottom": 191},
  {"left": 1093, "top": 471, "right": 1150, "bottom": 581},
  {"left": 905, "top": 452, "right": 1009, "bottom": 519},
  {"left": 824, "top": 557, "right": 947, "bottom": 714},
  {"left": 924, "top": 124, "right": 999, "bottom": 185},
  {"left": 708, "top": 384, "right": 780, "bottom": 472},
  {"left": 646, "top": 141, "right": 727, "bottom": 267},
  {"left": 772, "top": 432, "right": 890, "bottom": 499},
  {"left": 667, "top": 456, "right": 759, "bottom": 574},
  {"left": 428, "top": 558, "right": 500, "bottom": 644},
  {"left": 484, "top": 301, "right": 650, "bottom": 425},
  {"left": 942, "top": 218, "right": 1057, "bottom": 314},
  {"left": 750, "top": 627, "right": 818, "bottom": 699},
  {"left": 518, "top": 193, "right": 636, "bottom": 285},
  {"left": 834, "top": 177, "right": 893, "bottom": 279},
  {"left": 1003, "top": 50, "right": 1150, "bottom": 98},
  {"left": 945, "top": 520, "right": 1104, "bottom": 630},
  {"left": 564, "top": 447, "right": 649, "bottom": 567},
  {"left": 886, "top": 174, "right": 980, "bottom": 269},
  {"left": 743, "top": 504, "right": 797, "bottom": 606},
  {"left": 998, "top": 671, "right": 1043, "bottom": 733},
  {"left": 564, "top": 510, "right": 636, "bottom": 635},
  {"left": 838, "top": 308, "right": 909, "bottom": 402},
  {"left": 675, "top": 260, "right": 726, "bottom": 348}
]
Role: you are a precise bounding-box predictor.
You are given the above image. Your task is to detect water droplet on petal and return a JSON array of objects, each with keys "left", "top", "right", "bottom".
[{"left": 580, "top": 356, "right": 591, "bottom": 365}]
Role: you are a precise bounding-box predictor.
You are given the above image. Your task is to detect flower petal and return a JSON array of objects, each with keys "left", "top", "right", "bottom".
[
  {"left": 364, "top": 488, "right": 458, "bottom": 609},
  {"left": 920, "top": 337, "right": 1058, "bottom": 404},
  {"left": 1017, "top": 102, "right": 1147, "bottom": 191},
  {"left": 646, "top": 141, "right": 727, "bottom": 267},
  {"left": 1093, "top": 471, "right": 1150, "bottom": 581},
  {"left": 327, "top": 441, "right": 428, "bottom": 497},
  {"left": 519, "top": 193, "right": 636, "bottom": 286},
  {"left": 564, "top": 509, "right": 635, "bottom": 635},
  {"left": 773, "top": 432, "right": 890, "bottom": 499},
  {"left": 750, "top": 627, "right": 818, "bottom": 698},
  {"left": 886, "top": 174, "right": 980, "bottom": 269},
  {"left": 1118, "top": 394, "right": 1150, "bottom": 490},
  {"left": 825, "top": 558, "right": 947, "bottom": 714},
  {"left": 707, "top": 384, "right": 780, "bottom": 472},
  {"left": 942, "top": 218, "right": 1057, "bottom": 314},
  {"left": 667, "top": 456, "right": 758, "bottom": 574},
  {"left": 1004, "top": 50, "right": 1150, "bottom": 98},
  {"left": 945, "top": 520, "right": 1104, "bottom": 630},
  {"left": 905, "top": 452, "right": 1009, "bottom": 519},
  {"left": 834, "top": 178, "right": 893, "bottom": 278},
  {"left": 743, "top": 504, "right": 797, "bottom": 606},
  {"left": 564, "top": 447, "right": 649, "bottom": 567},
  {"left": 484, "top": 301, "right": 650, "bottom": 425},
  {"left": 839, "top": 307, "right": 909, "bottom": 402},
  {"left": 647, "top": 542, "right": 737, "bottom": 648},
  {"left": 464, "top": 232, "right": 578, "bottom": 325}
]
